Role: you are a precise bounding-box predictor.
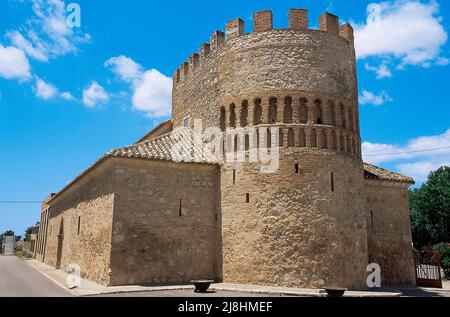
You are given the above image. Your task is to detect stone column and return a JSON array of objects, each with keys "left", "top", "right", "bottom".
[
  {"left": 307, "top": 99, "right": 316, "bottom": 125},
  {"left": 327, "top": 129, "right": 334, "bottom": 150},
  {"left": 261, "top": 98, "right": 269, "bottom": 124},
  {"left": 336, "top": 130, "right": 342, "bottom": 152},
  {"left": 248, "top": 102, "right": 254, "bottom": 128},
  {"left": 223, "top": 106, "right": 230, "bottom": 128},
  {"left": 235, "top": 103, "right": 241, "bottom": 128},
  {"left": 336, "top": 103, "right": 343, "bottom": 128},
  {"left": 292, "top": 98, "right": 300, "bottom": 123},
  {"left": 305, "top": 128, "right": 311, "bottom": 147},
  {"left": 279, "top": 97, "right": 285, "bottom": 124},
  {"left": 317, "top": 128, "right": 323, "bottom": 149}
]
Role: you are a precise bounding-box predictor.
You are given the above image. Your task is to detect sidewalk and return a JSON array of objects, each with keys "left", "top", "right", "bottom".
[{"left": 25, "top": 259, "right": 403, "bottom": 297}]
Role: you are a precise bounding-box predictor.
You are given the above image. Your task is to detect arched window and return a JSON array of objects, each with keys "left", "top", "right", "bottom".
[
  {"left": 240, "top": 100, "right": 249, "bottom": 127},
  {"left": 310, "top": 129, "right": 317, "bottom": 148},
  {"left": 315, "top": 100, "right": 323, "bottom": 125},
  {"left": 268, "top": 98, "right": 277, "bottom": 124},
  {"left": 284, "top": 97, "right": 293, "bottom": 123},
  {"left": 299, "top": 98, "right": 308, "bottom": 124},
  {"left": 220, "top": 107, "right": 226, "bottom": 132},
  {"left": 229, "top": 103, "right": 236, "bottom": 128},
  {"left": 329, "top": 101, "right": 336, "bottom": 126},
  {"left": 234, "top": 134, "right": 239, "bottom": 152},
  {"left": 245, "top": 134, "right": 250, "bottom": 151},
  {"left": 253, "top": 98, "right": 262, "bottom": 126},
  {"left": 288, "top": 128, "right": 295, "bottom": 148},
  {"left": 298, "top": 129, "right": 306, "bottom": 147},
  {"left": 340, "top": 104, "right": 347, "bottom": 129},
  {"left": 320, "top": 129, "right": 328, "bottom": 149}
]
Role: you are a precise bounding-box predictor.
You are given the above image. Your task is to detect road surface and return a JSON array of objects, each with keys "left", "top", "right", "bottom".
[{"left": 0, "top": 256, "right": 70, "bottom": 297}]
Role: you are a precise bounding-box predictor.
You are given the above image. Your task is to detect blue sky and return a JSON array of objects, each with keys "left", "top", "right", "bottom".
[{"left": 1, "top": 0, "right": 449, "bottom": 236}]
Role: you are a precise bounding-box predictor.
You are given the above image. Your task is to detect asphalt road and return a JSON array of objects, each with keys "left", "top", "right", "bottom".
[{"left": 0, "top": 256, "right": 70, "bottom": 297}]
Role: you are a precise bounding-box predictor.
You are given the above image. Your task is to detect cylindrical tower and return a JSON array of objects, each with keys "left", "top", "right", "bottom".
[{"left": 172, "top": 9, "right": 368, "bottom": 289}]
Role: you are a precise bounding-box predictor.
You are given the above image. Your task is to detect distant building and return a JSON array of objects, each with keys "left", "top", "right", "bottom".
[
  {"left": 23, "top": 226, "right": 40, "bottom": 258},
  {"left": 2, "top": 236, "right": 15, "bottom": 256}
]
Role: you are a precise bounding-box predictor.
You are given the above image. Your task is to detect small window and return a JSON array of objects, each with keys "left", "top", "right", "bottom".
[
  {"left": 233, "top": 170, "right": 236, "bottom": 185},
  {"left": 295, "top": 164, "right": 300, "bottom": 174},
  {"left": 179, "top": 199, "right": 183, "bottom": 217},
  {"left": 246, "top": 193, "right": 250, "bottom": 203},
  {"left": 183, "top": 118, "right": 190, "bottom": 128},
  {"left": 77, "top": 216, "right": 81, "bottom": 235},
  {"left": 370, "top": 211, "right": 374, "bottom": 228}
]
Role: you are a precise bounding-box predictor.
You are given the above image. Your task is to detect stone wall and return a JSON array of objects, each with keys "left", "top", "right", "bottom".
[
  {"left": 109, "top": 158, "right": 222, "bottom": 286},
  {"left": 43, "top": 160, "right": 115, "bottom": 285},
  {"left": 172, "top": 10, "right": 357, "bottom": 132},
  {"left": 365, "top": 180, "right": 416, "bottom": 286},
  {"left": 221, "top": 148, "right": 368, "bottom": 289}
]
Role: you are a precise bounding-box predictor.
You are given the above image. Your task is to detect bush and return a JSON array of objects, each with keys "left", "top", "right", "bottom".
[{"left": 433, "top": 242, "right": 450, "bottom": 279}]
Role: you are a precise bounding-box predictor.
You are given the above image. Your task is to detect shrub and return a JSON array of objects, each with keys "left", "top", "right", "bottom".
[{"left": 433, "top": 242, "right": 450, "bottom": 279}]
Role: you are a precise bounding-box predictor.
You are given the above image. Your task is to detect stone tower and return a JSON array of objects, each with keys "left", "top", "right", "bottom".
[{"left": 172, "top": 9, "right": 368, "bottom": 289}]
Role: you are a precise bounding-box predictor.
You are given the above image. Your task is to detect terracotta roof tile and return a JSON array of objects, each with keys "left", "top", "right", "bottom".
[
  {"left": 363, "top": 163, "right": 415, "bottom": 184},
  {"left": 109, "top": 128, "right": 219, "bottom": 164}
]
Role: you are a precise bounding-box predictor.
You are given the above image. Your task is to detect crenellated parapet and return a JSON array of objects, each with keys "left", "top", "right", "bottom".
[{"left": 173, "top": 8, "right": 354, "bottom": 85}]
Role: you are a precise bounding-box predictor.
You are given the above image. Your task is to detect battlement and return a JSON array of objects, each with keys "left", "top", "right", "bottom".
[{"left": 174, "top": 8, "right": 354, "bottom": 84}]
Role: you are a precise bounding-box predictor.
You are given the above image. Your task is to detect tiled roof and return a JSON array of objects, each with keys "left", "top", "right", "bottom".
[
  {"left": 47, "top": 129, "right": 219, "bottom": 203},
  {"left": 135, "top": 119, "right": 173, "bottom": 143},
  {"left": 109, "top": 128, "right": 219, "bottom": 164},
  {"left": 364, "top": 163, "right": 415, "bottom": 184}
]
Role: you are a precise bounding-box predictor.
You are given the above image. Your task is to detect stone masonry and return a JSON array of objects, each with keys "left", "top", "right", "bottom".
[{"left": 36, "top": 8, "right": 416, "bottom": 288}]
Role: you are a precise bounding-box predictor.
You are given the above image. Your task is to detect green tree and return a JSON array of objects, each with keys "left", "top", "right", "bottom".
[
  {"left": 410, "top": 166, "right": 450, "bottom": 247},
  {"left": 2, "top": 230, "right": 14, "bottom": 236},
  {"left": 24, "top": 227, "right": 33, "bottom": 241}
]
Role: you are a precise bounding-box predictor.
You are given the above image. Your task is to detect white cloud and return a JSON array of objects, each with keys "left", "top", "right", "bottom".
[
  {"left": 6, "top": 31, "right": 48, "bottom": 62},
  {"left": 5, "top": 0, "right": 91, "bottom": 61},
  {"left": 359, "top": 89, "right": 393, "bottom": 106},
  {"left": 132, "top": 69, "right": 172, "bottom": 118},
  {"left": 60, "top": 91, "right": 75, "bottom": 101},
  {"left": 362, "top": 129, "right": 450, "bottom": 183},
  {"left": 104, "top": 55, "right": 143, "bottom": 83},
  {"left": 34, "top": 77, "right": 76, "bottom": 101},
  {"left": 355, "top": 0, "right": 448, "bottom": 73},
  {"left": 396, "top": 161, "right": 449, "bottom": 184},
  {"left": 364, "top": 62, "right": 392, "bottom": 79},
  {"left": 0, "top": 44, "right": 31, "bottom": 81},
  {"left": 82, "top": 81, "right": 109, "bottom": 107},
  {"left": 35, "top": 77, "right": 58, "bottom": 99},
  {"left": 105, "top": 55, "right": 172, "bottom": 118}
]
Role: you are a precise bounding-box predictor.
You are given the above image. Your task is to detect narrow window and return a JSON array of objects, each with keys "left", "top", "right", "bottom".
[
  {"left": 183, "top": 117, "right": 190, "bottom": 128},
  {"left": 295, "top": 164, "right": 300, "bottom": 174},
  {"left": 233, "top": 170, "right": 236, "bottom": 185},
  {"left": 246, "top": 193, "right": 250, "bottom": 203},
  {"left": 77, "top": 216, "right": 81, "bottom": 235},
  {"left": 215, "top": 214, "right": 218, "bottom": 222},
  {"left": 331, "top": 173, "right": 335, "bottom": 192},
  {"left": 179, "top": 199, "right": 183, "bottom": 217},
  {"left": 370, "top": 211, "right": 374, "bottom": 228}
]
